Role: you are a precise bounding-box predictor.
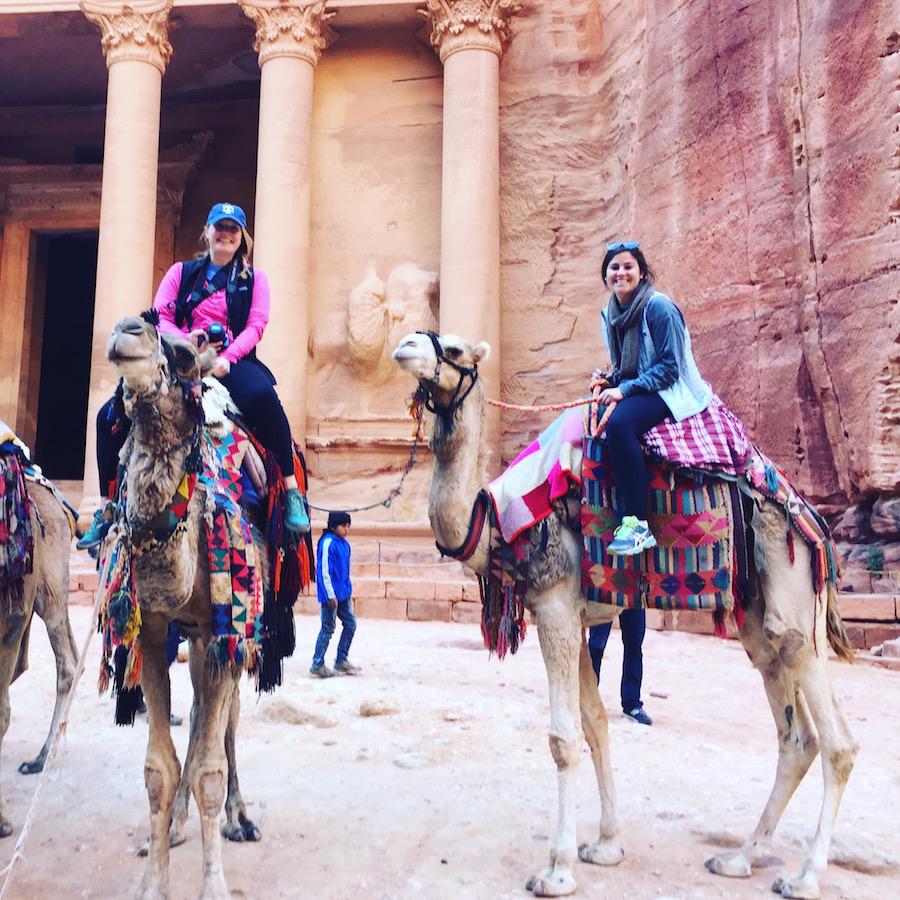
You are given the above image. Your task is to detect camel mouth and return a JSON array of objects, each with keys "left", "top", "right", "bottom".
[{"left": 107, "top": 332, "right": 156, "bottom": 365}]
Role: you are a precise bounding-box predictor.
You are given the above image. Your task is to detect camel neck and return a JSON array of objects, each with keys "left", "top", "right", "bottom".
[{"left": 428, "top": 386, "right": 491, "bottom": 573}]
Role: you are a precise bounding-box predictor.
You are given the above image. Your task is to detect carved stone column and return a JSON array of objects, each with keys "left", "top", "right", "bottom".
[
  {"left": 239, "top": 0, "right": 335, "bottom": 446},
  {"left": 80, "top": 0, "right": 173, "bottom": 507},
  {"left": 423, "top": 0, "right": 520, "bottom": 456}
]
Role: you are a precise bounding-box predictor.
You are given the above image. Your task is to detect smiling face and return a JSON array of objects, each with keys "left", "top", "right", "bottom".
[
  {"left": 604, "top": 250, "right": 643, "bottom": 303},
  {"left": 206, "top": 219, "right": 242, "bottom": 265}
]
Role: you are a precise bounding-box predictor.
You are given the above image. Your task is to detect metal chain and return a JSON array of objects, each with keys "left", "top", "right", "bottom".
[{"left": 306, "top": 437, "right": 422, "bottom": 515}]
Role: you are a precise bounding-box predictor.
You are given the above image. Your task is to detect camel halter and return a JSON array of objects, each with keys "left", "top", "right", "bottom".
[{"left": 414, "top": 330, "right": 480, "bottom": 418}]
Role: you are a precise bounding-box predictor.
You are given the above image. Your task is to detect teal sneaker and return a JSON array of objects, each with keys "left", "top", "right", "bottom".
[
  {"left": 76, "top": 508, "right": 111, "bottom": 551},
  {"left": 607, "top": 516, "right": 657, "bottom": 556},
  {"left": 283, "top": 488, "right": 310, "bottom": 534}
]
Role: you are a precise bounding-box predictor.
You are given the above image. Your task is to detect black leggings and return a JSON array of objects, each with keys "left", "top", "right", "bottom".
[
  {"left": 96, "top": 358, "right": 294, "bottom": 495},
  {"left": 604, "top": 392, "right": 670, "bottom": 519}
]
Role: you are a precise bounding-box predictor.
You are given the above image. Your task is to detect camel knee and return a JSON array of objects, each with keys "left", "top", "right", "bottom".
[
  {"left": 196, "top": 770, "right": 226, "bottom": 819},
  {"left": 828, "top": 746, "right": 857, "bottom": 788},
  {"left": 548, "top": 733, "right": 580, "bottom": 770},
  {"left": 144, "top": 765, "right": 177, "bottom": 815}
]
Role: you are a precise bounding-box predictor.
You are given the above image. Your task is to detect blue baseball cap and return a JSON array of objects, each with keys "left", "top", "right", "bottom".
[{"left": 207, "top": 202, "right": 247, "bottom": 229}]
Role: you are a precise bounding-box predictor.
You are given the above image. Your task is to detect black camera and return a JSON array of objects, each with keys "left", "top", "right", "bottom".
[{"left": 207, "top": 322, "right": 230, "bottom": 349}]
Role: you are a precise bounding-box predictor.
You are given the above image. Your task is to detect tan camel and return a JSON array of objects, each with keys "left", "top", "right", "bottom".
[
  {"left": 0, "top": 479, "right": 78, "bottom": 836},
  {"left": 106, "top": 314, "right": 270, "bottom": 900},
  {"left": 393, "top": 331, "right": 857, "bottom": 900}
]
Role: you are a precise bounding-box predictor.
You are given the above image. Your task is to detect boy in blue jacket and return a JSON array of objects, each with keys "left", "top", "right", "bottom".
[{"left": 311, "top": 511, "right": 360, "bottom": 677}]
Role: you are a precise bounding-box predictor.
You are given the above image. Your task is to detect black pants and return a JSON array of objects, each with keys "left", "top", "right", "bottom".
[
  {"left": 218, "top": 359, "right": 294, "bottom": 474},
  {"left": 604, "top": 393, "right": 669, "bottom": 519},
  {"left": 95, "top": 358, "right": 294, "bottom": 494},
  {"left": 588, "top": 609, "right": 646, "bottom": 712}
]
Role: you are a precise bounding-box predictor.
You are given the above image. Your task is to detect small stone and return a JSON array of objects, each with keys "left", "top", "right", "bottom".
[
  {"left": 359, "top": 699, "right": 398, "bottom": 717},
  {"left": 393, "top": 752, "right": 432, "bottom": 769}
]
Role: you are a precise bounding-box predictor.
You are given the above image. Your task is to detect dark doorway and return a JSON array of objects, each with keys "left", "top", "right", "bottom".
[{"left": 34, "top": 233, "right": 98, "bottom": 480}]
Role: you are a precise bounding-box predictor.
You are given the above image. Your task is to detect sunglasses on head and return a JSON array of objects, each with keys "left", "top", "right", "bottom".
[
  {"left": 213, "top": 222, "right": 240, "bottom": 234},
  {"left": 606, "top": 240, "right": 639, "bottom": 253}
]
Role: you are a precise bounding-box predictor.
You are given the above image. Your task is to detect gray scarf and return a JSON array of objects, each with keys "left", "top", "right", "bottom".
[{"left": 605, "top": 280, "right": 653, "bottom": 384}]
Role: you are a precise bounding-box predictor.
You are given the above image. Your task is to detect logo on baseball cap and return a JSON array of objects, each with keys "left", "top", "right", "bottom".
[{"left": 207, "top": 202, "right": 247, "bottom": 229}]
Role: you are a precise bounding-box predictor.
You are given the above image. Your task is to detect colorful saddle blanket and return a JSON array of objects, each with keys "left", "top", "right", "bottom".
[
  {"left": 581, "top": 436, "right": 743, "bottom": 619},
  {"left": 0, "top": 440, "right": 34, "bottom": 612}
]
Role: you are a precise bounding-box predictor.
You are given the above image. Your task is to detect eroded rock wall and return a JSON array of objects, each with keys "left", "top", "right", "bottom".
[{"left": 498, "top": 0, "right": 899, "bottom": 511}]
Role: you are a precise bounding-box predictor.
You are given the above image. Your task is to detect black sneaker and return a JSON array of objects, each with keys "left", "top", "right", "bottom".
[{"left": 623, "top": 706, "right": 652, "bottom": 726}]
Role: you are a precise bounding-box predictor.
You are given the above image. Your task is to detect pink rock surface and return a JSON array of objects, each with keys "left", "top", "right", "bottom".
[{"left": 497, "top": 1, "right": 899, "bottom": 511}]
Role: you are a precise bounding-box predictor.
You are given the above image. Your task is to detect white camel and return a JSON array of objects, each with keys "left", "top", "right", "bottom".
[{"left": 393, "top": 330, "right": 857, "bottom": 899}]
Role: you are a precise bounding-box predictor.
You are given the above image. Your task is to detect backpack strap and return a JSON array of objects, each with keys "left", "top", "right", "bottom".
[{"left": 174, "top": 258, "right": 208, "bottom": 329}]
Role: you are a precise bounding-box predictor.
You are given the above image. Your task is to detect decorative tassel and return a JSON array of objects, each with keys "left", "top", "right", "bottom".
[
  {"left": 713, "top": 607, "right": 727, "bottom": 638},
  {"left": 787, "top": 530, "right": 795, "bottom": 565},
  {"left": 185, "top": 443, "right": 203, "bottom": 475}
]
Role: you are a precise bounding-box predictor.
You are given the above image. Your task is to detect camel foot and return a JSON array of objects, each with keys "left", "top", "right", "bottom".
[
  {"left": 18, "top": 758, "right": 45, "bottom": 776},
  {"left": 578, "top": 840, "right": 624, "bottom": 866},
  {"left": 198, "top": 873, "right": 230, "bottom": 900},
  {"left": 772, "top": 867, "right": 821, "bottom": 899},
  {"left": 706, "top": 849, "right": 752, "bottom": 878},
  {"left": 0, "top": 818, "right": 13, "bottom": 839},
  {"left": 526, "top": 865, "right": 577, "bottom": 897},
  {"left": 135, "top": 874, "right": 169, "bottom": 900},
  {"left": 221, "top": 817, "right": 260, "bottom": 842}
]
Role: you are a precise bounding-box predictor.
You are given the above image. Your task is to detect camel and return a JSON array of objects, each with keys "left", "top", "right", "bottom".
[
  {"left": 393, "top": 331, "right": 858, "bottom": 900},
  {"left": 105, "top": 314, "right": 276, "bottom": 899},
  {"left": 0, "top": 475, "right": 78, "bottom": 837}
]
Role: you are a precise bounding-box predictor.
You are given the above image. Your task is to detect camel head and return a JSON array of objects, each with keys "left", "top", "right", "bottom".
[
  {"left": 392, "top": 331, "right": 490, "bottom": 410},
  {"left": 107, "top": 313, "right": 216, "bottom": 406}
]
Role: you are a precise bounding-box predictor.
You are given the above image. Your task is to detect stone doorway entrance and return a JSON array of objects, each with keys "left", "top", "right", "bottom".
[{"left": 33, "top": 231, "right": 98, "bottom": 483}]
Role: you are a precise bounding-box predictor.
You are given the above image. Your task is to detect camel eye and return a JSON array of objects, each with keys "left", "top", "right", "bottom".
[{"left": 444, "top": 346, "right": 462, "bottom": 360}]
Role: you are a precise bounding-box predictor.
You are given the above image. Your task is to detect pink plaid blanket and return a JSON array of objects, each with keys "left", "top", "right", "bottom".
[
  {"left": 641, "top": 394, "right": 752, "bottom": 476},
  {"left": 488, "top": 395, "right": 752, "bottom": 543}
]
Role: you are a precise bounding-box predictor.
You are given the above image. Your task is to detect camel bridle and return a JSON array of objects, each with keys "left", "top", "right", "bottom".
[{"left": 414, "top": 330, "right": 480, "bottom": 418}]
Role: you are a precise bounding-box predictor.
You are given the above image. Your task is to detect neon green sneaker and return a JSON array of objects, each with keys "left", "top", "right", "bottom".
[{"left": 608, "top": 515, "right": 657, "bottom": 556}]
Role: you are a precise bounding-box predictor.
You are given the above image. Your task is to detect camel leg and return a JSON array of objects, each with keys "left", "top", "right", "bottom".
[
  {"left": 137, "top": 614, "right": 181, "bottom": 900},
  {"left": 190, "top": 660, "right": 238, "bottom": 900},
  {"left": 526, "top": 586, "right": 582, "bottom": 898},
  {"left": 0, "top": 634, "right": 21, "bottom": 837},
  {"left": 168, "top": 637, "right": 204, "bottom": 848},
  {"left": 19, "top": 594, "right": 77, "bottom": 775},
  {"left": 706, "top": 616, "right": 819, "bottom": 877},
  {"left": 576, "top": 638, "right": 624, "bottom": 867},
  {"left": 221, "top": 685, "right": 261, "bottom": 842},
  {"left": 770, "top": 655, "right": 857, "bottom": 900}
]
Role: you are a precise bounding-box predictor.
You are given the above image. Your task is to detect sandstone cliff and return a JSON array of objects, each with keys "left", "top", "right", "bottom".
[{"left": 498, "top": 0, "right": 899, "bottom": 514}]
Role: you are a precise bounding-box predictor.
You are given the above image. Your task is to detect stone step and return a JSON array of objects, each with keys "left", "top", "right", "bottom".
[{"left": 836, "top": 592, "right": 898, "bottom": 622}]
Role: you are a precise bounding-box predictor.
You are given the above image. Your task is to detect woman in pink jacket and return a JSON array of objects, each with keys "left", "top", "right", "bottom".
[{"left": 79, "top": 202, "right": 309, "bottom": 548}]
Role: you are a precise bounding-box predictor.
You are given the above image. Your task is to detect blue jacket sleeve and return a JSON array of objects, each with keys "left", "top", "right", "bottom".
[{"left": 618, "top": 297, "right": 685, "bottom": 397}]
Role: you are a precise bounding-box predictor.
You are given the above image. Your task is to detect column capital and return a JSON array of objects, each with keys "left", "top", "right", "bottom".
[
  {"left": 80, "top": 0, "right": 173, "bottom": 73},
  {"left": 420, "top": 0, "right": 522, "bottom": 64},
  {"left": 239, "top": 0, "right": 336, "bottom": 68}
]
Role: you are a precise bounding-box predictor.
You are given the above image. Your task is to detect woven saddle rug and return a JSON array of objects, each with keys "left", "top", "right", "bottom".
[
  {"left": 98, "top": 428, "right": 264, "bottom": 723},
  {"left": 0, "top": 437, "right": 34, "bottom": 628},
  {"left": 581, "top": 436, "right": 747, "bottom": 629}
]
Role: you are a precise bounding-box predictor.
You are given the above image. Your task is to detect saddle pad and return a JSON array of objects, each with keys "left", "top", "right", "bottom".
[{"left": 581, "top": 436, "right": 735, "bottom": 612}]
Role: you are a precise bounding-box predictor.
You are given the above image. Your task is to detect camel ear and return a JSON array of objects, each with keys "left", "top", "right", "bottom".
[
  {"left": 473, "top": 342, "right": 491, "bottom": 364},
  {"left": 196, "top": 346, "right": 218, "bottom": 378},
  {"left": 170, "top": 339, "right": 200, "bottom": 379}
]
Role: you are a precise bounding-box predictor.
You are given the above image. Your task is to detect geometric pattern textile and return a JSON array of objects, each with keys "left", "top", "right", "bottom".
[{"left": 581, "top": 436, "right": 736, "bottom": 614}]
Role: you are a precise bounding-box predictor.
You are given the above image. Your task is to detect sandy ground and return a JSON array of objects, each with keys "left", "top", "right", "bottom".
[{"left": 0, "top": 607, "right": 898, "bottom": 900}]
